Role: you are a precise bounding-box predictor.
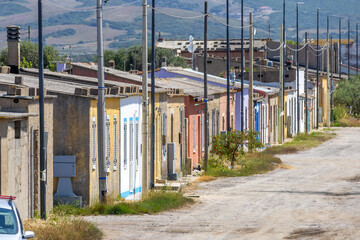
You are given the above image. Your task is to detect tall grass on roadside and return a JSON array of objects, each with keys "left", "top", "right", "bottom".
[
  {"left": 24, "top": 217, "right": 103, "bottom": 240},
  {"left": 264, "top": 131, "right": 336, "bottom": 155},
  {"left": 204, "top": 130, "right": 335, "bottom": 178},
  {"left": 53, "top": 191, "right": 194, "bottom": 217},
  {"left": 332, "top": 105, "right": 360, "bottom": 127}
]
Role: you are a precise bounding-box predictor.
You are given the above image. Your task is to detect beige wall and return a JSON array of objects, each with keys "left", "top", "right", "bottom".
[{"left": 0, "top": 96, "right": 54, "bottom": 219}]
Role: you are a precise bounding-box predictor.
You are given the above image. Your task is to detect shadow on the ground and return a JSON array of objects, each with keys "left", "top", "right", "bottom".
[{"left": 251, "top": 190, "right": 360, "bottom": 197}]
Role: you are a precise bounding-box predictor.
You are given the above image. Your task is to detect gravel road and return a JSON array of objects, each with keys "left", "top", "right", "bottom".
[{"left": 86, "top": 128, "right": 360, "bottom": 240}]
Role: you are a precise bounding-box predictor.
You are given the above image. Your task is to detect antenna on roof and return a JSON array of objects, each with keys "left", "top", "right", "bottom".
[{"left": 187, "top": 35, "right": 196, "bottom": 70}]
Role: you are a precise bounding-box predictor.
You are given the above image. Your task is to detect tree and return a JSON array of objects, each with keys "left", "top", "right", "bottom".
[
  {"left": 102, "top": 46, "right": 187, "bottom": 72},
  {"left": 334, "top": 76, "right": 360, "bottom": 117},
  {"left": 211, "top": 130, "right": 263, "bottom": 168},
  {"left": 0, "top": 48, "right": 7, "bottom": 66}
]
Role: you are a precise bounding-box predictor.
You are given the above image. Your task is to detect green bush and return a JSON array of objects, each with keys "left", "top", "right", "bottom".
[
  {"left": 211, "top": 130, "right": 263, "bottom": 168},
  {"left": 334, "top": 76, "right": 360, "bottom": 117}
]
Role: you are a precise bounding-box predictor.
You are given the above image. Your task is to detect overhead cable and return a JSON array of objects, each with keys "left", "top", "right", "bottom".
[
  {"left": 147, "top": 5, "right": 207, "bottom": 19},
  {"left": 209, "top": 14, "right": 252, "bottom": 29}
]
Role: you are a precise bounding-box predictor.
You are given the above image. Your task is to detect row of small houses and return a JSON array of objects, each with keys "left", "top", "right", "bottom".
[{"left": 0, "top": 62, "right": 330, "bottom": 219}]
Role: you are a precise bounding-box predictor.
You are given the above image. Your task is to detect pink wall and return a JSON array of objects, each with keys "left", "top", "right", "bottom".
[
  {"left": 185, "top": 96, "right": 204, "bottom": 168},
  {"left": 219, "top": 93, "right": 237, "bottom": 131}
]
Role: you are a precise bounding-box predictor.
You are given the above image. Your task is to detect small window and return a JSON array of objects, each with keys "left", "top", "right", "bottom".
[
  {"left": 130, "top": 119, "right": 134, "bottom": 168},
  {"left": 113, "top": 115, "right": 118, "bottom": 171},
  {"left": 135, "top": 119, "right": 139, "bottom": 168},
  {"left": 15, "top": 121, "right": 21, "bottom": 139},
  {"left": 123, "top": 120, "right": 128, "bottom": 169},
  {"left": 106, "top": 115, "right": 110, "bottom": 172}
]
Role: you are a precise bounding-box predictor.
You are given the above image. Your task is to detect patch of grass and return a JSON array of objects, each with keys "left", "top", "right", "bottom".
[
  {"left": 264, "top": 131, "right": 335, "bottom": 155},
  {"left": 53, "top": 191, "right": 194, "bottom": 217},
  {"left": 205, "top": 130, "right": 335, "bottom": 178},
  {"left": 24, "top": 217, "right": 103, "bottom": 240},
  {"left": 195, "top": 175, "right": 217, "bottom": 182},
  {"left": 205, "top": 152, "right": 281, "bottom": 177}
]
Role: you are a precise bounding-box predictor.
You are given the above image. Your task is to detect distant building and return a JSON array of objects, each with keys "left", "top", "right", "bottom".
[{"left": 156, "top": 38, "right": 267, "bottom": 64}]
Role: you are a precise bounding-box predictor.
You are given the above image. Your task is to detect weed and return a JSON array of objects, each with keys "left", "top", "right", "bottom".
[
  {"left": 52, "top": 191, "right": 194, "bottom": 217},
  {"left": 205, "top": 131, "right": 335, "bottom": 178},
  {"left": 195, "top": 175, "right": 217, "bottom": 182},
  {"left": 24, "top": 217, "right": 103, "bottom": 240}
]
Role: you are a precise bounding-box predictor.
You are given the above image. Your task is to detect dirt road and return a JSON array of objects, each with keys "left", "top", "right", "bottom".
[{"left": 86, "top": 128, "right": 360, "bottom": 240}]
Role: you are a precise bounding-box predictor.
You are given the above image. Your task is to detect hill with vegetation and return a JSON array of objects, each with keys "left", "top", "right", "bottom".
[{"left": 0, "top": 0, "right": 357, "bottom": 57}]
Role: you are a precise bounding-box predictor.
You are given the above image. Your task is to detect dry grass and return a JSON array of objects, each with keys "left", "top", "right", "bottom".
[
  {"left": 278, "top": 164, "right": 296, "bottom": 170},
  {"left": 337, "top": 117, "right": 360, "bottom": 127},
  {"left": 195, "top": 176, "right": 217, "bottom": 182},
  {"left": 24, "top": 217, "right": 103, "bottom": 240}
]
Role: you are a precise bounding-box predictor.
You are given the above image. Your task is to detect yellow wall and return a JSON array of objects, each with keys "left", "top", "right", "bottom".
[
  {"left": 89, "top": 97, "right": 120, "bottom": 204},
  {"left": 166, "top": 96, "right": 185, "bottom": 174},
  {"left": 148, "top": 93, "right": 162, "bottom": 182},
  {"left": 320, "top": 76, "right": 329, "bottom": 126}
]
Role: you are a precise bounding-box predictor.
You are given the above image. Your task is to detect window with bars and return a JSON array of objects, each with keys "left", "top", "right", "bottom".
[
  {"left": 106, "top": 115, "right": 110, "bottom": 172},
  {"left": 92, "top": 117, "right": 96, "bottom": 170},
  {"left": 123, "top": 120, "right": 127, "bottom": 169},
  {"left": 113, "top": 115, "right": 118, "bottom": 171},
  {"left": 130, "top": 119, "right": 134, "bottom": 168},
  {"left": 135, "top": 120, "right": 139, "bottom": 169}
]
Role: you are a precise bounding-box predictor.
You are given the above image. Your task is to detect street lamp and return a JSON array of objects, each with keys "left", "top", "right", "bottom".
[{"left": 296, "top": 2, "right": 304, "bottom": 134}]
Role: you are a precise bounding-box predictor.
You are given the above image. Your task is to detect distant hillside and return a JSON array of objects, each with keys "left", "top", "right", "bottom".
[{"left": 0, "top": 0, "right": 357, "bottom": 56}]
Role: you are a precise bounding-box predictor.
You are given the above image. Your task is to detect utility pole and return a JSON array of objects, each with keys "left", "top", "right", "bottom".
[
  {"left": 348, "top": 19, "right": 350, "bottom": 77},
  {"left": 226, "top": 0, "right": 230, "bottom": 132},
  {"left": 296, "top": 2, "right": 301, "bottom": 134},
  {"left": 141, "top": 0, "right": 149, "bottom": 195},
  {"left": 327, "top": 29, "right": 331, "bottom": 127},
  {"left": 249, "top": 13, "right": 254, "bottom": 132},
  {"left": 96, "top": 0, "right": 107, "bottom": 203},
  {"left": 203, "top": 1, "right": 208, "bottom": 171},
  {"left": 357, "top": 23, "right": 359, "bottom": 75},
  {"left": 339, "top": 17, "right": 342, "bottom": 80},
  {"left": 316, "top": 8, "right": 319, "bottom": 129},
  {"left": 38, "top": 0, "right": 46, "bottom": 220},
  {"left": 279, "top": 24, "right": 284, "bottom": 143},
  {"left": 305, "top": 32, "right": 309, "bottom": 133},
  {"left": 150, "top": 0, "right": 155, "bottom": 190},
  {"left": 282, "top": 0, "right": 286, "bottom": 125},
  {"left": 28, "top": 25, "right": 31, "bottom": 42},
  {"left": 240, "top": 0, "right": 244, "bottom": 132},
  {"left": 330, "top": 36, "right": 334, "bottom": 122},
  {"left": 268, "top": 21, "right": 271, "bottom": 39}
]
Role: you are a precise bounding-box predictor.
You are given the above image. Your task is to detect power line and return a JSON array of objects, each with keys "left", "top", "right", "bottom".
[
  {"left": 147, "top": 4, "right": 206, "bottom": 19},
  {"left": 42, "top": 0, "right": 140, "bottom": 12},
  {"left": 286, "top": 42, "right": 309, "bottom": 52},
  {"left": 209, "top": 14, "right": 252, "bottom": 29}
]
